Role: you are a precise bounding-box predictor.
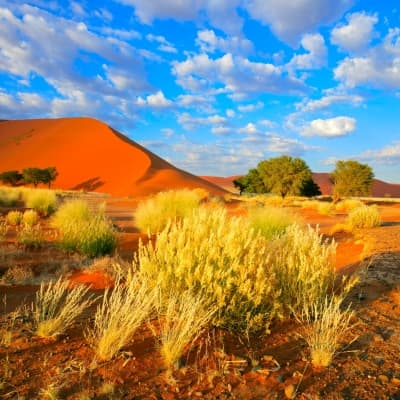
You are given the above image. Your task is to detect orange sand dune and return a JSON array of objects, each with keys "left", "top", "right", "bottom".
[{"left": 0, "top": 117, "right": 225, "bottom": 197}]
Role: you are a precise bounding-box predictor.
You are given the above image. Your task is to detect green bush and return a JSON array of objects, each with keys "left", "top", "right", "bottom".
[
  {"left": 52, "top": 200, "right": 116, "bottom": 257},
  {"left": 347, "top": 205, "right": 381, "bottom": 229},
  {"left": 23, "top": 189, "right": 58, "bottom": 216},
  {"left": 134, "top": 189, "right": 202, "bottom": 233}
]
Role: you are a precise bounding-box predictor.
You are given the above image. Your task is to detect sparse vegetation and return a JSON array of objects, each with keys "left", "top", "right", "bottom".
[
  {"left": 52, "top": 199, "right": 116, "bottom": 257},
  {"left": 335, "top": 199, "right": 364, "bottom": 213},
  {"left": 23, "top": 209, "right": 39, "bottom": 226},
  {"left": 0, "top": 220, "right": 8, "bottom": 241},
  {"left": 0, "top": 187, "right": 20, "bottom": 206},
  {"left": 33, "top": 278, "right": 94, "bottom": 338},
  {"left": 85, "top": 277, "right": 155, "bottom": 361},
  {"left": 16, "top": 225, "right": 44, "bottom": 249},
  {"left": 134, "top": 189, "right": 202, "bottom": 233},
  {"left": 347, "top": 204, "right": 381, "bottom": 229},
  {"left": 23, "top": 189, "right": 58, "bottom": 216},
  {"left": 6, "top": 210, "right": 23, "bottom": 226},
  {"left": 158, "top": 290, "right": 216, "bottom": 371},
  {"left": 297, "top": 295, "right": 355, "bottom": 368}
]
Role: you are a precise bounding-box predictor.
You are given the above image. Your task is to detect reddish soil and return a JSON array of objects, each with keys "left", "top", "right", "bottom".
[
  {"left": 0, "top": 118, "right": 225, "bottom": 197},
  {"left": 1, "top": 196, "right": 400, "bottom": 399}
]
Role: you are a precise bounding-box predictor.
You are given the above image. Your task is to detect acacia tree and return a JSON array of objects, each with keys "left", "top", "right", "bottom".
[
  {"left": 331, "top": 160, "right": 374, "bottom": 200},
  {"left": 257, "top": 156, "right": 314, "bottom": 198},
  {"left": 40, "top": 167, "right": 59, "bottom": 188},
  {"left": 233, "top": 168, "right": 265, "bottom": 195},
  {"left": 0, "top": 170, "right": 23, "bottom": 186}
]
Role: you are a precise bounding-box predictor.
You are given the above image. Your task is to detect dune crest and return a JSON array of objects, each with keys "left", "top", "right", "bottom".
[{"left": 0, "top": 117, "right": 224, "bottom": 197}]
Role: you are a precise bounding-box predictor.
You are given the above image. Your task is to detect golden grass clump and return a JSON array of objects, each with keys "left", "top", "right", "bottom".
[
  {"left": 317, "top": 201, "right": 333, "bottom": 216},
  {"left": 298, "top": 295, "right": 355, "bottom": 368},
  {"left": 347, "top": 204, "right": 381, "bottom": 229},
  {"left": 6, "top": 210, "right": 23, "bottom": 226},
  {"left": 270, "top": 224, "right": 337, "bottom": 316},
  {"left": 85, "top": 277, "right": 155, "bottom": 361},
  {"left": 16, "top": 225, "right": 44, "bottom": 249},
  {"left": 158, "top": 290, "right": 216, "bottom": 371},
  {"left": 23, "top": 209, "right": 39, "bottom": 227},
  {"left": 0, "top": 220, "right": 8, "bottom": 241},
  {"left": 136, "top": 207, "right": 279, "bottom": 334},
  {"left": 52, "top": 200, "right": 116, "bottom": 257},
  {"left": 0, "top": 187, "right": 20, "bottom": 207},
  {"left": 33, "top": 278, "right": 94, "bottom": 338},
  {"left": 23, "top": 189, "right": 58, "bottom": 216},
  {"left": 335, "top": 199, "right": 364, "bottom": 213},
  {"left": 134, "top": 189, "right": 202, "bottom": 233},
  {"left": 247, "top": 205, "right": 300, "bottom": 240}
]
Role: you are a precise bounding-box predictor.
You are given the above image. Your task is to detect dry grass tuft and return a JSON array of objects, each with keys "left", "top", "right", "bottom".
[
  {"left": 158, "top": 290, "right": 216, "bottom": 371},
  {"left": 16, "top": 225, "right": 44, "bottom": 249},
  {"left": 34, "top": 277, "right": 94, "bottom": 338},
  {"left": 0, "top": 220, "right": 8, "bottom": 241},
  {"left": 23, "top": 189, "right": 58, "bottom": 216},
  {"left": 335, "top": 199, "right": 364, "bottom": 213},
  {"left": 85, "top": 277, "right": 155, "bottom": 361},
  {"left": 297, "top": 295, "right": 356, "bottom": 368},
  {"left": 22, "top": 209, "right": 39, "bottom": 226},
  {"left": 6, "top": 210, "right": 23, "bottom": 226},
  {"left": 347, "top": 205, "right": 381, "bottom": 229}
]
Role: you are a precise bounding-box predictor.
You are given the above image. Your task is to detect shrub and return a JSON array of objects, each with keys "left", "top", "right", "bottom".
[
  {"left": 297, "top": 295, "right": 355, "bottom": 368},
  {"left": 52, "top": 200, "right": 116, "bottom": 257},
  {"left": 85, "top": 277, "right": 155, "bottom": 361},
  {"left": 16, "top": 225, "right": 44, "bottom": 249},
  {"left": 335, "top": 199, "right": 364, "bottom": 213},
  {"left": 6, "top": 210, "right": 23, "bottom": 226},
  {"left": 23, "top": 209, "right": 39, "bottom": 227},
  {"left": 347, "top": 205, "right": 381, "bottom": 229},
  {"left": 317, "top": 202, "right": 333, "bottom": 216},
  {"left": 158, "top": 290, "right": 216, "bottom": 371},
  {"left": 247, "top": 206, "right": 299, "bottom": 240},
  {"left": 136, "top": 207, "right": 279, "bottom": 334},
  {"left": 270, "top": 224, "right": 337, "bottom": 316},
  {"left": 0, "top": 187, "right": 20, "bottom": 206},
  {"left": 23, "top": 189, "right": 58, "bottom": 216},
  {"left": 134, "top": 189, "right": 202, "bottom": 233},
  {"left": 33, "top": 278, "right": 94, "bottom": 338}
]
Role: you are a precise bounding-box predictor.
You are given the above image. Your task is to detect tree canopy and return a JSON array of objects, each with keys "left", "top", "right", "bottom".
[
  {"left": 234, "top": 155, "right": 320, "bottom": 198},
  {"left": 0, "top": 170, "right": 23, "bottom": 186},
  {"left": 331, "top": 160, "right": 374, "bottom": 200}
]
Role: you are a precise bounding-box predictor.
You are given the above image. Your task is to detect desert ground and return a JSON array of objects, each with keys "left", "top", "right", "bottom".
[{"left": 1, "top": 189, "right": 400, "bottom": 400}]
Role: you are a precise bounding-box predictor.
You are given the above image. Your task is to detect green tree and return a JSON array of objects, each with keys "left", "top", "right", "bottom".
[
  {"left": 331, "top": 160, "right": 374, "bottom": 200},
  {"left": 40, "top": 167, "right": 59, "bottom": 188},
  {"left": 257, "top": 156, "right": 313, "bottom": 198},
  {"left": 300, "top": 177, "right": 321, "bottom": 197},
  {"left": 0, "top": 170, "right": 23, "bottom": 186},
  {"left": 233, "top": 168, "right": 265, "bottom": 194},
  {"left": 22, "top": 168, "right": 43, "bottom": 187}
]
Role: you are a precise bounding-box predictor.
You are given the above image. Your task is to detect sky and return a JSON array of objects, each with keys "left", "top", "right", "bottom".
[{"left": 1, "top": 1, "right": 400, "bottom": 181}]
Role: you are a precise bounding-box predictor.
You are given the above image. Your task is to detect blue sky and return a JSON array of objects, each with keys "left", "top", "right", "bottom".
[{"left": 1, "top": 0, "right": 400, "bottom": 181}]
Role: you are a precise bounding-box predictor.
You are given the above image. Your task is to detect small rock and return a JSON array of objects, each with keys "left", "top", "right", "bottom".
[
  {"left": 284, "top": 384, "right": 296, "bottom": 399},
  {"left": 378, "top": 374, "right": 389, "bottom": 384}
]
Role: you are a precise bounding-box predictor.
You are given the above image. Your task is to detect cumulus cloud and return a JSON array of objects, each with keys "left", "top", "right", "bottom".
[
  {"left": 173, "top": 53, "right": 306, "bottom": 97},
  {"left": 196, "top": 29, "right": 253, "bottom": 55},
  {"left": 245, "top": 0, "right": 353, "bottom": 45},
  {"left": 238, "top": 122, "right": 259, "bottom": 134},
  {"left": 301, "top": 116, "right": 356, "bottom": 137},
  {"left": 117, "top": 0, "right": 243, "bottom": 35},
  {"left": 331, "top": 12, "right": 378, "bottom": 54},
  {"left": 177, "top": 112, "right": 228, "bottom": 131},
  {"left": 136, "top": 91, "right": 173, "bottom": 109},
  {"left": 238, "top": 101, "right": 264, "bottom": 112},
  {"left": 265, "top": 134, "right": 316, "bottom": 155},
  {"left": 358, "top": 142, "right": 400, "bottom": 165},
  {"left": 288, "top": 33, "right": 327, "bottom": 70},
  {"left": 334, "top": 28, "right": 400, "bottom": 88}
]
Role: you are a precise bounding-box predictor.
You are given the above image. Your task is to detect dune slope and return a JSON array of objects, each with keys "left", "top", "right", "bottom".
[{"left": 0, "top": 117, "right": 225, "bottom": 197}]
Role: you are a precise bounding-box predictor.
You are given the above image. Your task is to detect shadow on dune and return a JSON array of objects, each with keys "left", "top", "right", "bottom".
[{"left": 71, "top": 177, "right": 105, "bottom": 191}]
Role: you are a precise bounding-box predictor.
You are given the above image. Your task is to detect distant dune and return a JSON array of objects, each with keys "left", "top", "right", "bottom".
[
  {"left": 0, "top": 117, "right": 225, "bottom": 197},
  {"left": 202, "top": 173, "right": 400, "bottom": 198}
]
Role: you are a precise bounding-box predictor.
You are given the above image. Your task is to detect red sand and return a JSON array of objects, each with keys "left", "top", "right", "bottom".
[{"left": 0, "top": 117, "right": 225, "bottom": 197}]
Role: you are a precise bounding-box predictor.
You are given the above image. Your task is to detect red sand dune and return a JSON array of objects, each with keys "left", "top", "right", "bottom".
[
  {"left": 0, "top": 117, "right": 225, "bottom": 197},
  {"left": 202, "top": 173, "right": 400, "bottom": 198}
]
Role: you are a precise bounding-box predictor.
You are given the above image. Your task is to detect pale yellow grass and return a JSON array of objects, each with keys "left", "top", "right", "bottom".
[
  {"left": 6, "top": 210, "right": 23, "bottom": 226},
  {"left": 23, "top": 189, "right": 58, "bottom": 216},
  {"left": 34, "top": 278, "right": 94, "bottom": 338},
  {"left": 347, "top": 205, "right": 381, "bottom": 229}
]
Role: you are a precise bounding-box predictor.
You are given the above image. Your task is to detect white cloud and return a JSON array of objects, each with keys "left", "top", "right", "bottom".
[
  {"left": 212, "top": 126, "right": 231, "bottom": 135},
  {"left": 146, "top": 33, "right": 177, "bottom": 53},
  {"left": 331, "top": 12, "right": 378, "bottom": 54},
  {"left": 136, "top": 91, "right": 173, "bottom": 108},
  {"left": 334, "top": 28, "right": 400, "bottom": 88},
  {"left": 177, "top": 112, "right": 227, "bottom": 130},
  {"left": 259, "top": 119, "right": 275, "bottom": 128},
  {"left": 245, "top": 0, "right": 353, "bottom": 45},
  {"left": 238, "top": 122, "right": 259, "bottom": 134},
  {"left": 266, "top": 134, "right": 315, "bottom": 155},
  {"left": 238, "top": 101, "right": 264, "bottom": 112},
  {"left": 196, "top": 29, "right": 253, "bottom": 55},
  {"left": 301, "top": 116, "right": 356, "bottom": 137},
  {"left": 117, "top": 0, "right": 243, "bottom": 35},
  {"left": 358, "top": 142, "right": 400, "bottom": 165},
  {"left": 288, "top": 33, "right": 327, "bottom": 70},
  {"left": 173, "top": 53, "right": 306, "bottom": 97},
  {"left": 226, "top": 109, "right": 235, "bottom": 117}
]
